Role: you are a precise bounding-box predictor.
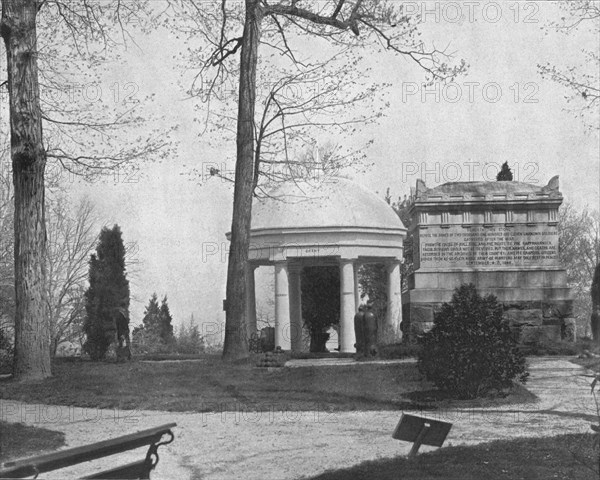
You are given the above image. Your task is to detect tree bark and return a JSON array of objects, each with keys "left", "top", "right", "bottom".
[
  {"left": 222, "top": 0, "right": 262, "bottom": 361},
  {"left": 1, "top": 0, "right": 51, "bottom": 380}
]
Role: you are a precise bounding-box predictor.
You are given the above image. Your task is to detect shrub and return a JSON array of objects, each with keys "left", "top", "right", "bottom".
[
  {"left": 255, "top": 348, "right": 289, "bottom": 368},
  {"left": 131, "top": 328, "right": 176, "bottom": 356},
  {"left": 418, "top": 284, "right": 529, "bottom": 399}
]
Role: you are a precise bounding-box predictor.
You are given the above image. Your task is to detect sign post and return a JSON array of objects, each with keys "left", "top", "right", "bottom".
[{"left": 392, "top": 414, "right": 452, "bottom": 457}]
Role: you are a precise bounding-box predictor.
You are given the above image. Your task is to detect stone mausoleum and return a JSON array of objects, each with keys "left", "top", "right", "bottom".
[{"left": 402, "top": 176, "right": 575, "bottom": 342}]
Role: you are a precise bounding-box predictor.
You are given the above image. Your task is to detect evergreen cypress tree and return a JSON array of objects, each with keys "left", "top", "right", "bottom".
[
  {"left": 142, "top": 293, "right": 161, "bottom": 335},
  {"left": 83, "top": 225, "right": 130, "bottom": 360},
  {"left": 159, "top": 296, "right": 174, "bottom": 343},
  {"left": 496, "top": 162, "right": 514, "bottom": 181}
]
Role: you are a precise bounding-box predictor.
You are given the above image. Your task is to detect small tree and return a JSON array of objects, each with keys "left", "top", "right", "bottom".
[
  {"left": 159, "top": 296, "right": 174, "bottom": 343},
  {"left": 136, "top": 293, "right": 175, "bottom": 349},
  {"left": 141, "top": 293, "right": 161, "bottom": 334},
  {"left": 418, "top": 284, "right": 528, "bottom": 399},
  {"left": 496, "top": 162, "right": 514, "bottom": 181},
  {"left": 176, "top": 315, "right": 205, "bottom": 355},
  {"left": 83, "top": 225, "right": 130, "bottom": 360}
]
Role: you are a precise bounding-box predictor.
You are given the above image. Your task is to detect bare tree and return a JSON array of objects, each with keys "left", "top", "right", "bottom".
[
  {"left": 0, "top": 148, "right": 99, "bottom": 357},
  {"left": 167, "top": 0, "right": 466, "bottom": 360},
  {"left": 559, "top": 203, "right": 600, "bottom": 332},
  {"left": 46, "top": 195, "right": 99, "bottom": 356},
  {"left": 539, "top": 1, "right": 600, "bottom": 131},
  {"left": 0, "top": 0, "right": 168, "bottom": 380}
]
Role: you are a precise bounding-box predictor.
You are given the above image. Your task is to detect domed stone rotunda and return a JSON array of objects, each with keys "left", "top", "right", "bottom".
[{"left": 231, "top": 176, "right": 406, "bottom": 353}]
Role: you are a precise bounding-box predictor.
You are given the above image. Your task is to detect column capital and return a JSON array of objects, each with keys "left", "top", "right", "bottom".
[
  {"left": 385, "top": 258, "right": 403, "bottom": 269},
  {"left": 339, "top": 258, "right": 357, "bottom": 266}
]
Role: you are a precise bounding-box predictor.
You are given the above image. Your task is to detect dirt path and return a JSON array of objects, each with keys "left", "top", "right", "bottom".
[{"left": 1, "top": 357, "right": 596, "bottom": 479}]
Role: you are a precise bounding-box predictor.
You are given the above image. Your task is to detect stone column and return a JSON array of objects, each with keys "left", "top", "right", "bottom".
[
  {"left": 288, "top": 265, "right": 304, "bottom": 352},
  {"left": 382, "top": 260, "right": 403, "bottom": 344},
  {"left": 354, "top": 263, "right": 361, "bottom": 309},
  {"left": 246, "top": 264, "right": 257, "bottom": 339},
  {"left": 274, "top": 262, "right": 291, "bottom": 350},
  {"left": 339, "top": 259, "right": 356, "bottom": 353}
]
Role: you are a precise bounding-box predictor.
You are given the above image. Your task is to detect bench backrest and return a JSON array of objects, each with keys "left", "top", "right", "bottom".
[{"left": 0, "top": 422, "right": 176, "bottom": 479}]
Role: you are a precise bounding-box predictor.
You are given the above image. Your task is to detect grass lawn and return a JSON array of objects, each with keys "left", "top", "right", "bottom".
[
  {"left": 0, "top": 355, "right": 534, "bottom": 412},
  {"left": 0, "top": 422, "right": 65, "bottom": 462},
  {"left": 572, "top": 356, "right": 600, "bottom": 372},
  {"left": 309, "top": 433, "right": 598, "bottom": 480}
]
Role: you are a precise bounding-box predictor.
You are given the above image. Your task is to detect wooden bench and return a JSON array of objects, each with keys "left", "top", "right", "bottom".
[{"left": 0, "top": 422, "right": 176, "bottom": 479}]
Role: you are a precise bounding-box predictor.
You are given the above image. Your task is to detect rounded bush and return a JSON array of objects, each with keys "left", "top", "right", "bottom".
[{"left": 418, "top": 284, "right": 529, "bottom": 399}]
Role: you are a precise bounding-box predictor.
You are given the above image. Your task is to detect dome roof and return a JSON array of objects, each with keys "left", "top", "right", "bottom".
[{"left": 251, "top": 177, "right": 404, "bottom": 232}]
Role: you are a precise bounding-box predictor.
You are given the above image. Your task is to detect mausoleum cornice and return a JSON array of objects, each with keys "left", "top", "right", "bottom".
[{"left": 411, "top": 176, "right": 562, "bottom": 205}]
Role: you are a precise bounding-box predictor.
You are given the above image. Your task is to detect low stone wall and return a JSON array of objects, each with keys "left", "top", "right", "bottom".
[{"left": 402, "top": 298, "right": 575, "bottom": 344}]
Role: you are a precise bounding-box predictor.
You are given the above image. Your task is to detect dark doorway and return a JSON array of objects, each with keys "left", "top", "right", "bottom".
[{"left": 301, "top": 266, "right": 340, "bottom": 352}]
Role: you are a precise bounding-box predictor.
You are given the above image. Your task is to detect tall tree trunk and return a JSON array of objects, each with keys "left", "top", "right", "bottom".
[
  {"left": 1, "top": 0, "right": 51, "bottom": 380},
  {"left": 222, "top": 0, "right": 262, "bottom": 360}
]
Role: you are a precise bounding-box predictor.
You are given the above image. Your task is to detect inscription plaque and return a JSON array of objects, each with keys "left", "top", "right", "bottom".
[{"left": 419, "top": 225, "right": 558, "bottom": 269}]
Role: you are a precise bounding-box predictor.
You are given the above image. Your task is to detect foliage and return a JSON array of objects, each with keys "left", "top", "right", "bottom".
[
  {"left": 0, "top": 165, "right": 99, "bottom": 358},
  {"left": 83, "top": 225, "right": 130, "bottom": 361},
  {"left": 359, "top": 189, "right": 414, "bottom": 317},
  {"left": 159, "top": 297, "right": 174, "bottom": 341},
  {"left": 136, "top": 293, "right": 175, "bottom": 346},
  {"left": 46, "top": 195, "right": 99, "bottom": 356},
  {"left": 0, "top": 0, "right": 172, "bottom": 179},
  {"left": 0, "top": 0, "right": 170, "bottom": 380},
  {"left": 358, "top": 263, "right": 387, "bottom": 319},
  {"left": 539, "top": 1, "right": 600, "bottom": 132},
  {"left": 301, "top": 266, "right": 340, "bottom": 352},
  {"left": 496, "top": 161, "right": 513, "bottom": 181},
  {"left": 559, "top": 202, "right": 600, "bottom": 334},
  {"left": 131, "top": 328, "right": 173, "bottom": 356},
  {"left": 418, "top": 284, "right": 529, "bottom": 399},
  {"left": 174, "top": 315, "right": 205, "bottom": 355},
  {"left": 255, "top": 348, "right": 289, "bottom": 368},
  {"left": 163, "top": 0, "right": 466, "bottom": 361}
]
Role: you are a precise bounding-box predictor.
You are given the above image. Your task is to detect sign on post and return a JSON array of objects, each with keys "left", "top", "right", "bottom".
[{"left": 392, "top": 414, "right": 452, "bottom": 457}]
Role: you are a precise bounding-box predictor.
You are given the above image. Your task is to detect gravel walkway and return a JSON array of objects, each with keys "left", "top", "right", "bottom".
[{"left": 0, "top": 357, "right": 596, "bottom": 479}]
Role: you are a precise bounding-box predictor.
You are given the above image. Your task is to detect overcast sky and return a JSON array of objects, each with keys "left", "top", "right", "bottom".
[{"left": 21, "top": 1, "right": 599, "bottom": 334}]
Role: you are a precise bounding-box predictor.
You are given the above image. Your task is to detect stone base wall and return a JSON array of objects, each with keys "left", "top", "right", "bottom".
[
  {"left": 402, "top": 267, "right": 574, "bottom": 344},
  {"left": 402, "top": 297, "right": 575, "bottom": 344}
]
